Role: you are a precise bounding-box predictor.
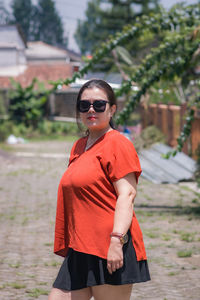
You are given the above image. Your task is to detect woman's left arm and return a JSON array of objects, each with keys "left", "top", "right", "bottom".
[{"left": 107, "top": 172, "right": 137, "bottom": 275}]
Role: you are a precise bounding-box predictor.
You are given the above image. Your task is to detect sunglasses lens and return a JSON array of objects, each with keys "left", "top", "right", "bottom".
[
  {"left": 78, "top": 100, "right": 108, "bottom": 113},
  {"left": 78, "top": 101, "right": 90, "bottom": 112},
  {"left": 93, "top": 101, "right": 107, "bottom": 112}
]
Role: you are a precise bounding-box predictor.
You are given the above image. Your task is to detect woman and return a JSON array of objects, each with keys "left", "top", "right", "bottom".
[{"left": 49, "top": 79, "right": 150, "bottom": 300}]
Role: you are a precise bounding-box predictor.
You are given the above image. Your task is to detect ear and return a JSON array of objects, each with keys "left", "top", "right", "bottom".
[{"left": 110, "top": 104, "right": 116, "bottom": 117}]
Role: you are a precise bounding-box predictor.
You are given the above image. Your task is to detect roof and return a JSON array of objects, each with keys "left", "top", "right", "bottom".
[
  {"left": 85, "top": 72, "right": 123, "bottom": 85},
  {"left": 26, "top": 41, "right": 82, "bottom": 64},
  {"left": 26, "top": 41, "right": 68, "bottom": 61},
  {"left": 0, "top": 25, "right": 26, "bottom": 48},
  {"left": 66, "top": 48, "right": 82, "bottom": 62},
  {"left": 139, "top": 143, "right": 197, "bottom": 184},
  {"left": 0, "top": 64, "right": 73, "bottom": 89}
]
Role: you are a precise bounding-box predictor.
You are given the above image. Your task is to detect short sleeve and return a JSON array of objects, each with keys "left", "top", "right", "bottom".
[{"left": 101, "top": 133, "right": 142, "bottom": 183}]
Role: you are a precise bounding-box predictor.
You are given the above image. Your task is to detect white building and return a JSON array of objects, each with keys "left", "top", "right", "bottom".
[{"left": 0, "top": 25, "right": 27, "bottom": 76}]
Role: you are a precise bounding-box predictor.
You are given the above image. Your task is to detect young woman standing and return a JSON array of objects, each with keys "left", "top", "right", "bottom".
[{"left": 48, "top": 79, "right": 150, "bottom": 300}]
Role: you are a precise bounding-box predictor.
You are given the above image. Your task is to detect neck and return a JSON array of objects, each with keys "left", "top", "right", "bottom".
[{"left": 88, "top": 126, "right": 112, "bottom": 140}]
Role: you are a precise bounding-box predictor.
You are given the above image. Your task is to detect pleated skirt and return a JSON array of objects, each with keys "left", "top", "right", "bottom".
[{"left": 53, "top": 232, "right": 150, "bottom": 291}]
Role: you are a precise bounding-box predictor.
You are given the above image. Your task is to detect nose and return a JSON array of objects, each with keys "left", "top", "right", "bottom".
[{"left": 88, "top": 104, "right": 95, "bottom": 113}]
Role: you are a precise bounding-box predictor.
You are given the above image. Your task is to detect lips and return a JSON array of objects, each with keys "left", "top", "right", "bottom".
[{"left": 87, "top": 116, "right": 97, "bottom": 120}]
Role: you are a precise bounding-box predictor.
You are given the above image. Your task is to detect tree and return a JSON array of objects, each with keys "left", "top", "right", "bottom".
[
  {"left": 34, "top": 0, "right": 64, "bottom": 46},
  {"left": 74, "top": 0, "right": 101, "bottom": 55},
  {"left": 75, "top": 0, "right": 160, "bottom": 55},
  {"left": 53, "top": 3, "right": 200, "bottom": 157},
  {"left": 11, "top": 0, "right": 33, "bottom": 40},
  {"left": 0, "top": 0, "right": 11, "bottom": 25},
  {"left": 11, "top": 0, "right": 65, "bottom": 46}
]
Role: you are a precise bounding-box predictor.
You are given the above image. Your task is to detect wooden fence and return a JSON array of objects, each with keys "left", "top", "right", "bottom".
[{"left": 140, "top": 103, "right": 200, "bottom": 160}]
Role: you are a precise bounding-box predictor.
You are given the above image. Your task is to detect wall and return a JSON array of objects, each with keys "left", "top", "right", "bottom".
[{"left": 140, "top": 103, "right": 200, "bottom": 160}]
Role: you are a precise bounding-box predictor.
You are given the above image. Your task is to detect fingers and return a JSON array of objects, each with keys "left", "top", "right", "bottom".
[{"left": 107, "top": 260, "right": 123, "bottom": 274}]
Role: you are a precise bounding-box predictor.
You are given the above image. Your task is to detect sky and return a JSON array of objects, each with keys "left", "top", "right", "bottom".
[{"left": 3, "top": 0, "right": 199, "bottom": 52}]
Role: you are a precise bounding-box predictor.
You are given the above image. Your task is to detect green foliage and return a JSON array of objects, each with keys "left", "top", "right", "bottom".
[
  {"left": 25, "top": 287, "right": 48, "bottom": 298},
  {"left": 0, "top": 119, "right": 79, "bottom": 142},
  {"left": 148, "top": 82, "right": 183, "bottom": 105},
  {"left": 44, "top": 3, "right": 200, "bottom": 155},
  {"left": 0, "top": 92, "right": 6, "bottom": 115},
  {"left": 75, "top": 0, "right": 160, "bottom": 55},
  {"left": 34, "top": 0, "right": 64, "bottom": 46},
  {"left": 134, "top": 125, "right": 166, "bottom": 152},
  {"left": 37, "top": 121, "right": 78, "bottom": 136},
  {"left": 11, "top": 0, "right": 33, "bottom": 40},
  {"left": 10, "top": 0, "right": 65, "bottom": 46},
  {"left": 177, "top": 250, "right": 192, "bottom": 258},
  {"left": 8, "top": 78, "right": 48, "bottom": 128},
  {"left": 0, "top": 120, "right": 13, "bottom": 141}
]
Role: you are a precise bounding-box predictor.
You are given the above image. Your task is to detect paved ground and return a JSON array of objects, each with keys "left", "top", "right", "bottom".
[{"left": 0, "top": 140, "right": 200, "bottom": 300}]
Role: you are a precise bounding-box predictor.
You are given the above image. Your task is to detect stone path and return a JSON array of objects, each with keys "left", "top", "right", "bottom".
[{"left": 0, "top": 141, "right": 200, "bottom": 300}]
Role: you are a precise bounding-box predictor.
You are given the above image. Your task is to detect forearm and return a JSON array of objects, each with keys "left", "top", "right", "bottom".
[{"left": 112, "top": 193, "right": 135, "bottom": 234}]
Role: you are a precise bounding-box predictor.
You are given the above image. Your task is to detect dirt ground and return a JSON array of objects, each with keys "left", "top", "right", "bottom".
[{"left": 0, "top": 140, "right": 200, "bottom": 300}]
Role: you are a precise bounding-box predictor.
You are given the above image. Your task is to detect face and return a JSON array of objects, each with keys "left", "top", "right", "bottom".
[{"left": 79, "top": 87, "right": 116, "bottom": 131}]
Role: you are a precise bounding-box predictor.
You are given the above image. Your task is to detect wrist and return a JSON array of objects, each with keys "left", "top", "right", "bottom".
[
  {"left": 110, "top": 236, "right": 123, "bottom": 243},
  {"left": 110, "top": 232, "right": 128, "bottom": 245}
]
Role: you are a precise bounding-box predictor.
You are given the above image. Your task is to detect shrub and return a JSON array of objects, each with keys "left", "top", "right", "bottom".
[
  {"left": 134, "top": 125, "right": 166, "bottom": 152},
  {"left": 8, "top": 78, "right": 48, "bottom": 128},
  {"left": 0, "top": 121, "right": 12, "bottom": 141}
]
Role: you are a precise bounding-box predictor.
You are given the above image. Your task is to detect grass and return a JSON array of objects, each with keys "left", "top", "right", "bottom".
[
  {"left": 167, "top": 243, "right": 176, "bottom": 248},
  {"left": 25, "top": 288, "right": 48, "bottom": 298},
  {"left": 192, "top": 198, "right": 199, "bottom": 204},
  {"left": 146, "top": 243, "right": 163, "bottom": 250},
  {"left": 135, "top": 210, "right": 154, "bottom": 217},
  {"left": 29, "top": 134, "right": 78, "bottom": 142},
  {"left": 0, "top": 284, "right": 6, "bottom": 290},
  {"left": 27, "top": 274, "right": 36, "bottom": 278},
  {"left": 177, "top": 250, "right": 192, "bottom": 258},
  {"left": 161, "top": 233, "right": 171, "bottom": 241},
  {"left": 44, "top": 242, "right": 53, "bottom": 247},
  {"left": 144, "top": 230, "right": 159, "bottom": 239},
  {"left": 44, "top": 260, "right": 60, "bottom": 267},
  {"left": 9, "top": 282, "right": 26, "bottom": 289},
  {"left": 0, "top": 143, "right": 14, "bottom": 152},
  {"left": 22, "top": 217, "right": 29, "bottom": 225},
  {"left": 180, "top": 185, "right": 193, "bottom": 192},
  {"left": 6, "top": 169, "right": 37, "bottom": 176},
  {"left": 168, "top": 271, "right": 179, "bottom": 276},
  {"left": 0, "top": 282, "right": 26, "bottom": 290},
  {"left": 9, "top": 262, "right": 21, "bottom": 268},
  {"left": 180, "top": 232, "right": 195, "bottom": 242},
  {"left": 143, "top": 194, "right": 153, "bottom": 201},
  {"left": 173, "top": 230, "right": 195, "bottom": 242},
  {"left": 39, "top": 282, "right": 48, "bottom": 286}
]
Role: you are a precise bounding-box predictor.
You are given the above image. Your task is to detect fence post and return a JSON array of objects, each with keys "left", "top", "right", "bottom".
[
  {"left": 180, "top": 103, "right": 189, "bottom": 155},
  {"left": 148, "top": 104, "right": 158, "bottom": 126},
  {"left": 139, "top": 103, "right": 148, "bottom": 129},
  {"left": 191, "top": 108, "right": 200, "bottom": 159},
  {"left": 158, "top": 104, "right": 168, "bottom": 136},
  {"left": 168, "top": 105, "right": 181, "bottom": 147}
]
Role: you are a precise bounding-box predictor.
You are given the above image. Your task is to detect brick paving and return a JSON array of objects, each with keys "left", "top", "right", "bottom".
[{"left": 0, "top": 141, "right": 200, "bottom": 300}]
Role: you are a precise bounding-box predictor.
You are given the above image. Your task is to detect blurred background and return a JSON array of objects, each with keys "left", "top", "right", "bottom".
[{"left": 0, "top": 1, "right": 200, "bottom": 299}]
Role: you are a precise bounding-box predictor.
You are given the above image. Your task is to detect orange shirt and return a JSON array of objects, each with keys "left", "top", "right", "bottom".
[{"left": 54, "top": 130, "right": 147, "bottom": 261}]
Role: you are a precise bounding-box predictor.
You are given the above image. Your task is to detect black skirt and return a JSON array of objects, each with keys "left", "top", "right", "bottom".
[{"left": 53, "top": 232, "right": 150, "bottom": 291}]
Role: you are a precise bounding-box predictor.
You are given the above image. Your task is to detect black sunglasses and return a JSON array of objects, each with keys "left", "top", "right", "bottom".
[{"left": 77, "top": 100, "right": 109, "bottom": 113}]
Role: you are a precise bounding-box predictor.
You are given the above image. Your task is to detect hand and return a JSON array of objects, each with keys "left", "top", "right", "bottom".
[{"left": 107, "top": 237, "right": 123, "bottom": 274}]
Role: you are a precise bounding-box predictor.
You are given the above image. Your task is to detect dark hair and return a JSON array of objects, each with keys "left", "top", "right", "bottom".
[{"left": 76, "top": 79, "right": 117, "bottom": 132}]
